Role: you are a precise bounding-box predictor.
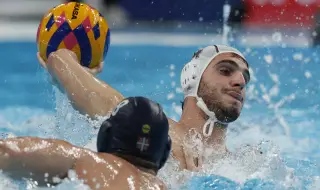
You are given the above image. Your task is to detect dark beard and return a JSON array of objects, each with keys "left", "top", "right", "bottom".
[{"left": 198, "top": 81, "right": 240, "bottom": 123}]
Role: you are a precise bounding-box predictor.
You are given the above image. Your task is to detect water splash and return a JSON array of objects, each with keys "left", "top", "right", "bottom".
[
  {"left": 222, "top": 1, "right": 231, "bottom": 45},
  {"left": 244, "top": 64, "right": 292, "bottom": 137},
  {"left": 158, "top": 126, "right": 307, "bottom": 189}
]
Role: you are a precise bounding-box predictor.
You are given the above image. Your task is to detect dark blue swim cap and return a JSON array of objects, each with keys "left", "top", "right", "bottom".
[{"left": 97, "top": 96, "right": 171, "bottom": 170}]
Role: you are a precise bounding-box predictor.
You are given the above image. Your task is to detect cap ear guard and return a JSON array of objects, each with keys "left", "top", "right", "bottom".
[
  {"left": 158, "top": 136, "right": 172, "bottom": 170},
  {"left": 97, "top": 120, "right": 113, "bottom": 153},
  {"left": 181, "top": 46, "right": 218, "bottom": 98},
  {"left": 180, "top": 59, "right": 201, "bottom": 97}
]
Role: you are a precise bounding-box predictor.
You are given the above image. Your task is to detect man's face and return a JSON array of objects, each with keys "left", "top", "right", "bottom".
[{"left": 198, "top": 53, "right": 250, "bottom": 123}]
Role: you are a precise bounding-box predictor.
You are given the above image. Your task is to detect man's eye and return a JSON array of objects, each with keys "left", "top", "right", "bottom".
[{"left": 219, "top": 68, "right": 231, "bottom": 75}]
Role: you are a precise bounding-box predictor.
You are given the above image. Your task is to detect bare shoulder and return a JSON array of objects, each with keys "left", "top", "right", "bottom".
[
  {"left": 99, "top": 154, "right": 167, "bottom": 190},
  {"left": 168, "top": 118, "right": 184, "bottom": 143},
  {"left": 168, "top": 118, "right": 179, "bottom": 139},
  {"left": 72, "top": 152, "right": 118, "bottom": 188},
  {"left": 138, "top": 169, "right": 167, "bottom": 190},
  {"left": 162, "top": 120, "right": 185, "bottom": 171},
  {"left": 74, "top": 153, "right": 167, "bottom": 189},
  {"left": 73, "top": 151, "right": 106, "bottom": 167},
  {"left": 168, "top": 118, "right": 177, "bottom": 126}
]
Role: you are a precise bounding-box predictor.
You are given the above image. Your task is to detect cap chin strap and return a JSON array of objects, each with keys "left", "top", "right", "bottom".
[{"left": 195, "top": 96, "right": 227, "bottom": 137}]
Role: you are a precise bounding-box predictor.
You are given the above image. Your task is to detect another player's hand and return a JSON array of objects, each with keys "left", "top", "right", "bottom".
[{"left": 182, "top": 145, "right": 203, "bottom": 171}]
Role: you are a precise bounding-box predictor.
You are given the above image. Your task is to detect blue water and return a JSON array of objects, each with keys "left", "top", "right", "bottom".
[{"left": 0, "top": 41, "right": 320, "bottom": 189}]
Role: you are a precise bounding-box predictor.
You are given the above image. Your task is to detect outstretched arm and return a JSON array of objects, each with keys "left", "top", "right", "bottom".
[
  {"left": 38, "top": 49, "right": 124, "bottom": 119},
  {"left": 0, "top": 137, "right": 85, "bottom": 186}
]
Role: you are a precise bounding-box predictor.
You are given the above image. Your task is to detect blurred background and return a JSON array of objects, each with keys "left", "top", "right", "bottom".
[{"left": 1, "top": 0, "right": 320, "bottom": 44}]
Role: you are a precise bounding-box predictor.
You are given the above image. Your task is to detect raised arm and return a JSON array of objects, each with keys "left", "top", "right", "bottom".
[
  {"left": 39, "top": 49, "right": 124, "bottom": 119},
  {"left": 0, "top": 137, "right": 84, "bottom": 186}
]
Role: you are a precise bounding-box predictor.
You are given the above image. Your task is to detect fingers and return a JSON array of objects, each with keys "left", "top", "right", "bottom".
[
  {"left": 84, "top": 61, "right": 104, "bottom": 75},
  {"left": 37, "top": 49, "right": 74, "bottom": 70},
  {"left": 93, "top": 61, "right": 104, "bottom": 74},
  {"left": 37, "top": 52, "right": 47, "bottom": 70},
  {"left": 39, "top": 49, "right": 103, "bottom": 75},
  {"left": 98, "top": 61, "right": 104, "bottom": 70},
  {"left": 182, "top": 145, "right": 203, "bottom": 171},
  {"left": 67, "top": 50, "right": 78, "bottom": 60},
  {"left": 52, "top": 49, "right": 78, "bottom": 61},
  {"left": 198, "top": 153, "right": 204, "bottom": 169},
  {"left": 182, "top": 146, "right": 196, "bottom": 170}
]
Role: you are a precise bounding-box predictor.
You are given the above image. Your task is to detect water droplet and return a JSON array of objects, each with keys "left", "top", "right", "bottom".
[
  {"left": 304, "top": 71, "right": 312, "bottom": 78},
  {"left": 167, "top": 93, "right": 175, "bottom": 100},
  {"left": 175, "top": 87, "right": 183, "bottom": 93},
  {"left": 264, "top": 55, "right": 273, "bottom": 64},
  {"left": 293, "top": 53, "right": 303, "bottom": 61},
  {"left": 272, "top": 32, "right": 282, "bottom": 43}
]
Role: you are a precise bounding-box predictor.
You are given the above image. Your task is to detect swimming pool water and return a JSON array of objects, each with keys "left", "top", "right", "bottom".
[{"left": 0, "top": 41, "right": 320, "bottom": 189}]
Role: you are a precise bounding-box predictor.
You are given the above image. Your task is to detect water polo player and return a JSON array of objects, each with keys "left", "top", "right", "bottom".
[
  {"left": 38, "top": 44, "right": 250, "bottom": 170},
  {"left": 0, "top": 96, "right": 171, "bottom": 189}
]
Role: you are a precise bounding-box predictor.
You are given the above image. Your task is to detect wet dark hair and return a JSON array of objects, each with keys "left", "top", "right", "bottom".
[{"left": 181, "top": 100, "right": 185, "bottom": 110}]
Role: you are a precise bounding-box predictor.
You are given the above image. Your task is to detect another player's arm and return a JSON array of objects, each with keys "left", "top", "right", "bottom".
[
  {"left": 45, "top": 49, "right": 124, "bottom": 119},
  {"left": 0, "top": 137, "right": 87, "bottom": 186}
]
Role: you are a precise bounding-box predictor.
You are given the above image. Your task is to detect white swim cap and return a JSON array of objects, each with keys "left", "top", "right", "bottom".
[{"left": 180, "top": 45, "right": 247, "bottom": 137}]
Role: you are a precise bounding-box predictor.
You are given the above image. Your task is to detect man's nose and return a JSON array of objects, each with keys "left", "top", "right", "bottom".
[{"left": 230, "top": 71, "right": 246, "bottom": 89}]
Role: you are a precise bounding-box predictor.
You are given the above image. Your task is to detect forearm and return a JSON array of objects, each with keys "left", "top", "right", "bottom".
[
  {"left": 47, "top": 50, "right": 124, "bottom": 119},
  {"left": 0, "top": 137, "right": 80, "bottom": 185}
]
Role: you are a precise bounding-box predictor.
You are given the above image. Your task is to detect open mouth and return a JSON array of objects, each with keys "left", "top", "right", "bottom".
[{"left": 227, "top": 91, "right": 243, "bottom": 103}]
